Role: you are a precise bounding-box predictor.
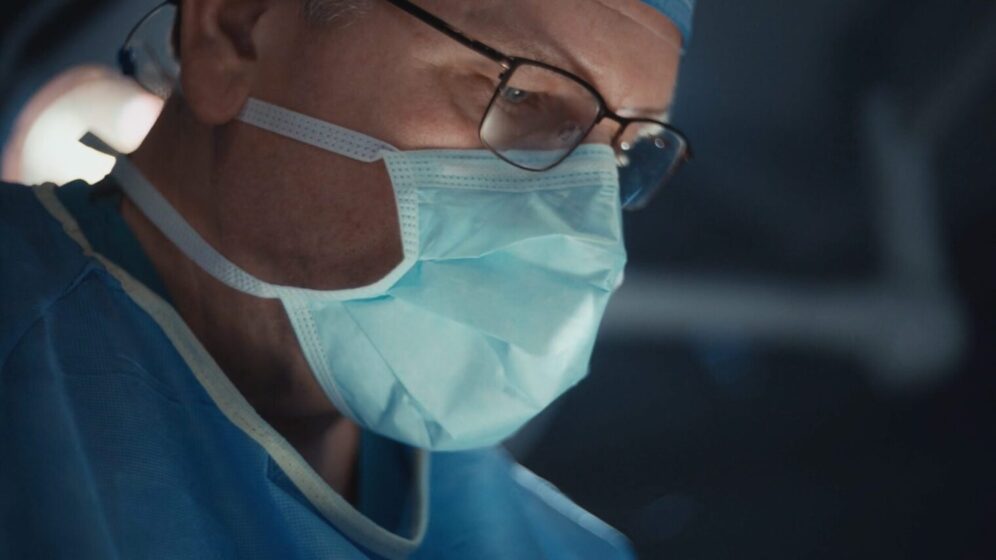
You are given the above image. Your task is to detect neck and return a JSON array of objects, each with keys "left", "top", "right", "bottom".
[{"left": 123, "top": 94, "right": 360, "bottom": 496}]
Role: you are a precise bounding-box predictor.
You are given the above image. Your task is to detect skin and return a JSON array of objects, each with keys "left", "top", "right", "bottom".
[{"left": 125, "top": 0, "right": 681, "bottom": 499}]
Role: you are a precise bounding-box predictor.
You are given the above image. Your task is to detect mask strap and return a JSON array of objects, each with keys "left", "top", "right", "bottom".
[
  {"left": 110, "top": 155, "right": 284, "bottom": 299},
  {"left": 236, "top": 98, "right": 398, "bottom": 163}
]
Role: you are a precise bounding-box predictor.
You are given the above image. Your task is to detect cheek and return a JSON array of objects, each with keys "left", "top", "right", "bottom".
[
  {"left": 261, "top": 9, "right": 493, "bottom": 152},
  {"left": 384, "top": 66, "right": 496, "bottom": 151},
  {"left": 447, "top": 71, "right": 501, "bottom": 129}
]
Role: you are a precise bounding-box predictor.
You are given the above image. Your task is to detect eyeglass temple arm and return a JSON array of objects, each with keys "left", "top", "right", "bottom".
[{"left": 383, "top": 0, "right": 510, "bottom": 66}]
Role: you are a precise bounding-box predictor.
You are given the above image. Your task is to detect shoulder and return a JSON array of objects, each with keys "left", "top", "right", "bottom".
[
  {"left": 420, "top": 447, "right": 635, "bottom": 559},
  {"left": 507, "top": 461, "right": 636, "bottom": 558},
  {"left": 0, "top": 182, "right": 97, "bottom": 362}
]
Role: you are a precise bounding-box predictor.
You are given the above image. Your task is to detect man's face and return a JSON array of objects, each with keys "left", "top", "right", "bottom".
[
  {"left": 252, "top": 0, "right": 681, "bottom": 145},
  {"left": 184, "top": 0, "right": 680, "bottom": 291}
]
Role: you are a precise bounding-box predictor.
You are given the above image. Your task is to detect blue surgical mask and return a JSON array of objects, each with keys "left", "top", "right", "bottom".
[{"left": 111, "top": 97, "right": 627, "bottom": 450}]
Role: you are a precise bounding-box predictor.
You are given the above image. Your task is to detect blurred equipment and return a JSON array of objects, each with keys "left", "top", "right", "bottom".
[
  {"left": 117, "top": 0, "right": 179, "bottom": 98},
  {"left": 593, "top": 2, "right": 996, "bottom": 392},
  {"left": 1, "top": 65, "right": 162, "bottom": 185},
  {"left": 0, "top": 0, "right": 171, "bottom": 186}
]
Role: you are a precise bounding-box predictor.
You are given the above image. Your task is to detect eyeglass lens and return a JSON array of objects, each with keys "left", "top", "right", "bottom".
[
  {"left": 616, "top": 121, "right": 687, "bottom": 210},
  {"left": 480, "top": 62, "right": 600, "bottom": 171},
  {"left": 480, "top": 62, "right": 688, "bottom": 209}
]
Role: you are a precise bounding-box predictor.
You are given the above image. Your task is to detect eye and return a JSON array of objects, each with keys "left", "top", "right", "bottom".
[{"left": 500, "top": 86, "right": 533, "bottom": 104}]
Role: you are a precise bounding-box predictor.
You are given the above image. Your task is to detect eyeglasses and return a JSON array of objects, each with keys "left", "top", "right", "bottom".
[{"left": 383, "top": 0, "right": 692, "bottom": 210}]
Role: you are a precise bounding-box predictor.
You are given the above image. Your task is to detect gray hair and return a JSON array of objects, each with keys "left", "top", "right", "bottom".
[
  {"left": 301, "top": 0, "right": 372, "bottom": 25},
  {"left": 171, "top": 0, "right": 372, "bottom": 58}
]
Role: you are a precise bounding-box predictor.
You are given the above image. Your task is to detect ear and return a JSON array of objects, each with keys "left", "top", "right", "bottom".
[{"left": 178, "top": 0, "right": 269, "bottom": 124}]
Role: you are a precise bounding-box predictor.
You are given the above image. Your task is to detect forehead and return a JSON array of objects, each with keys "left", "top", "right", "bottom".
[{"left": 434, "top": 0, "right": 682, "bottom": 115}]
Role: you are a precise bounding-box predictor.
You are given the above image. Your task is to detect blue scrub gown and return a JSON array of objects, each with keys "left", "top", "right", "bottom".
[{"left": 0, "top": 179, "right": 634, "bottom": 559}]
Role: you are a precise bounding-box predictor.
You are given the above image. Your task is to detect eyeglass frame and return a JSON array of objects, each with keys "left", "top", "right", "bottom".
[{"left": 382, "top": 0, "right": 693, "bottom": 175}]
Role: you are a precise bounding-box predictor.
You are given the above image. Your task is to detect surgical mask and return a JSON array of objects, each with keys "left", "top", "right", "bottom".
[{"left": 111, "top": 97, "right": 627, "bottom": 450}]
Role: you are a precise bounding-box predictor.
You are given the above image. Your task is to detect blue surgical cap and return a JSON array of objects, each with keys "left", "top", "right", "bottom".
[{"left": 641, "top": 0, "right": 696, "bottom": 42}]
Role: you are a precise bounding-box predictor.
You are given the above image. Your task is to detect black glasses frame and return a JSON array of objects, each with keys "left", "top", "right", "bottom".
[{"left": 383, "top": 0, "right": 693, "bottom": 173}]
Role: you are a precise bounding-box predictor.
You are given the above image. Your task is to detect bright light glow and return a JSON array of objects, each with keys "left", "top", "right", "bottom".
[
  {"left": 2, "top": 65, "right": 164, "bottom": 186},
  {"left": 20, "top": 98, "right": 116, "bottom": 185},
  {"left": 117, "top": 95, "right": 165, "bottom": 149}
]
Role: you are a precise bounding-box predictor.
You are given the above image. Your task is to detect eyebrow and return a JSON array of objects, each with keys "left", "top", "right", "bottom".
[{"left": 502, "top": 36, "right": 674, "bottom": 122}]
